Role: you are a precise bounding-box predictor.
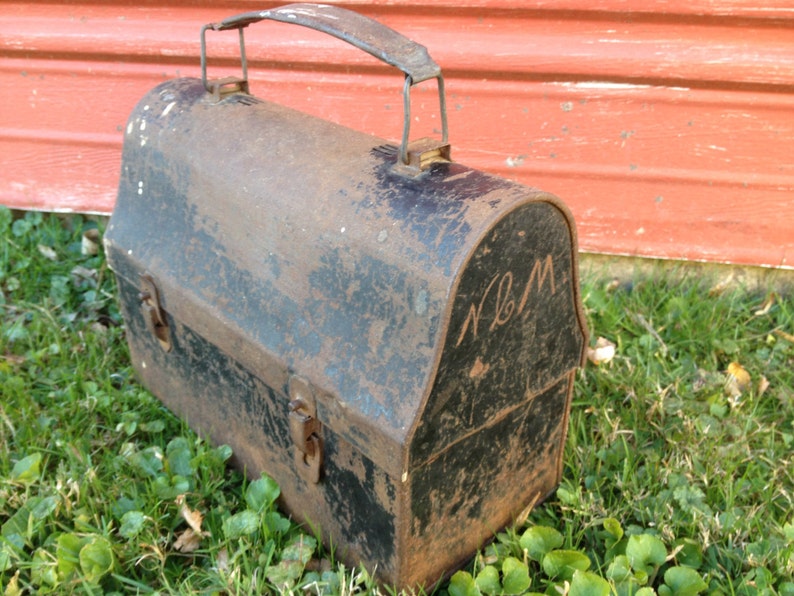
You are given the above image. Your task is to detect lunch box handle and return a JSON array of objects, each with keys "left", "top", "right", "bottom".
[{"left": 200, "top": 3, "right": 449, "bottom": 166}]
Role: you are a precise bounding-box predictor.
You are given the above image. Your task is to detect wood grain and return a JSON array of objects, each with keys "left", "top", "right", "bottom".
[{"left": 1, "top": 0, "right": 792, "bottom": 267}]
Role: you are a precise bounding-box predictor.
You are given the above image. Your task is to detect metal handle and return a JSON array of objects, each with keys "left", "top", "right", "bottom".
[{"left": 200, "top": 3, "right": 448, "bottom": 165}]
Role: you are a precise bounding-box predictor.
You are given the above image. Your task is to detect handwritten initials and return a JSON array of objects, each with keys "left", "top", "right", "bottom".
[{"left": 455, "top": 254, "right": 556, "bottom": 347}]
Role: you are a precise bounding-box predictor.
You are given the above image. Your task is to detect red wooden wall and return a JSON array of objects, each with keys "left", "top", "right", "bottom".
[{"left": 2, "top": 1, "right": 793, "bottom": 268}]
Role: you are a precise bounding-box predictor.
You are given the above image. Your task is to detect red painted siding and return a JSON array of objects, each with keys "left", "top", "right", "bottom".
[{"left": 2, "top": 1, "right": 793, "bottom": 267}]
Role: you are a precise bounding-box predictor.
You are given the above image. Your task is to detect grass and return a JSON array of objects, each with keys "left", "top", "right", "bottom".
[{"left": 0, "top": 207, "right": 792, "bottom": 594}]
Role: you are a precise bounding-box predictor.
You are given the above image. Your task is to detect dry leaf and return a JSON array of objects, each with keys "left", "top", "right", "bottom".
[
  {"left": 481, "top": 549, "right": 500, "bottom": 565},
  {"left": 82, "top": 229, "right": 100, "bottom": 256},
  {"left": 173, "top": 497, "right": 210, "bottom": 553},
  {"left": 173, "top": 528, "right": 202, "bottom": 553},
  {"left": 90, "top": 321, "right": 109, "bottom": 335},
  {"left": 37, "top": 244, "right": 58, "bottom": 261},
  {"left": 757, "top": 375, "right": 770, "bottom": 397},
  {"left": 2, "top": 353, "right": 26, "bottom": 366},
  {"left": 215, "top": 547, "right": 229, "bottom": 573},
  {"left": 587, "top": 336, "right": 616, "bottom": 365},
  {"left": 514, "top": 492, "right": 540, "bottom": 527},
  {"left": 5, "top": 570, "right": 20, "bottom": 596},
  {"left": 726, "top": 362, "right": 751, "bottom": 388},
  {"left": 180, "top": 500, "right": 208, "bottom": 536},
  {"left": 709, "top": 273, "right": 734, "bottom": 296},
  {"left": 754, "top": 293, "right": 777, "bottom": 316},
  {"left": 725, "top": 361, "right": 751, "bottom": 401},
  {"left": 774, "top": 329, "right": 794, "bottom": 343}
]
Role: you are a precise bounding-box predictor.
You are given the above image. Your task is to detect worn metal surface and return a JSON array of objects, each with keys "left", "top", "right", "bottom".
[{"left": 106, "top": 5, "right": 587, "bottom": 589}]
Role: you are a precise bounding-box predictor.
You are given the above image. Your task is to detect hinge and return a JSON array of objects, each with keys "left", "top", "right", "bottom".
[
  {"left": 288, "top": 376, "right": 323, "bottom": 484},
  {"left": 139, "top": 273, "right": 172, "bottom": 352}
]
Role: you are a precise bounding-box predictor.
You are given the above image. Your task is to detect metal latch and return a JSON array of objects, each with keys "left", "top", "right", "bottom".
[
  {"left": 139, "top": 273, "right": 172, "bottom": 352},
  {"left": 288, "top": 376, "right": 323, "bottom": 484}
]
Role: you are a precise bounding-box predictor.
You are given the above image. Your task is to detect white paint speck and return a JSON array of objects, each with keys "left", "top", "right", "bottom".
[
  {"left": 401, "top": 471, "right": 408, "bottom": 483},
  {"left": 414, "top": 289, "right": 429, "bottom": 316},
  {"left": 557, "top": 81, "right": 653, "bottom": 91},
  {"left": 127, "top": 249, "right": 133, "bottom": 255},
  {"left": 141, "top": 360, "right": 147, "bottom": 369},
  {"left": 143, "top": 105, "right": 150, "bottom": 111},
  {"left": 340, "top": 226, "right": 346, "bottom": 233},
  {"left": 137, "top": 181, "right": 143, "bottom": 195},
  {"left": 126, "top": 122, "right": 133, "bottom": 135},
  {"left": 377, "top": 229, "right": 388, "bottom": 243},
  {"left": 161, "top": 101, "right": 176, "bottom": 117},
  {"left": 140, "top": 119, "right": 146, "bottom": 131}
]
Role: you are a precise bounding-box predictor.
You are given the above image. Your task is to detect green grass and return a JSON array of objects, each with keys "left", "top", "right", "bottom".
[{"left": 1, "top": 208, "right": 792, "bottom": 594}]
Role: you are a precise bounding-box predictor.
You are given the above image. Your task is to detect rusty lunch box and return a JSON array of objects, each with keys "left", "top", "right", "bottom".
[{"left": 105, "top": 4, "right": 588, "bottom": 589}]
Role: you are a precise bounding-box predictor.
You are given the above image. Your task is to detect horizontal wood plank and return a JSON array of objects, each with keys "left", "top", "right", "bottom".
[{"left": 1, "top": 1, "right": 792, "bottom": 267}]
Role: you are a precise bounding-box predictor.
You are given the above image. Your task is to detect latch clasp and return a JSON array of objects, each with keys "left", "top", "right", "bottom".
[
  {"left": 288, "top": 376, "right": 323, "bottom": 484},
  {"left": 139, "top": 273, "right": 172, "bottom": 352}
]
